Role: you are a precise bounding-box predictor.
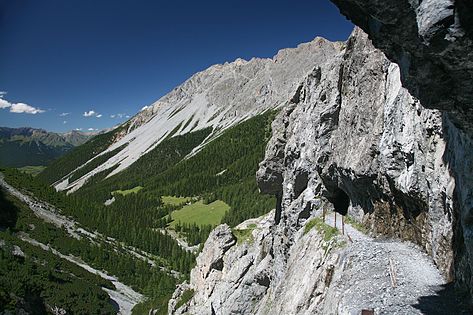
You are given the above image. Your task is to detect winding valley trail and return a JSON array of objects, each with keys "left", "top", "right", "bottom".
[
  {"left": 0, "top": 173, "right": 144, "bottom": 314},
  {"left": 323, "top": 212, "right": 468, "bottom": 314}
]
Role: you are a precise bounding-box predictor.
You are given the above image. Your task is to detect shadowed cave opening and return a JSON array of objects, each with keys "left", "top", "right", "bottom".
[{"left": 330, "top": 187, "right": 350, "bottom": 216}]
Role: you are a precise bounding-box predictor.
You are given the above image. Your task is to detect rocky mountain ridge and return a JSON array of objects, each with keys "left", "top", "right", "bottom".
[
  {"left": 0, "top": 127, "right": 92, "bottom": 147},
  {"left": 168, "top": 23, "right": 471, "bottom": 314},
  {"left": 55, "top": 37, "right": 344, "bottom": 193},
  {"left": 0, "top": 127, "right": 92, "bottom": 167}
]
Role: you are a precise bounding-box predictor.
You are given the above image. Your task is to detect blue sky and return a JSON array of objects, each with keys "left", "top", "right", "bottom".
[{"left": 0, "top": 0, "right": 353, "bottom": 132}]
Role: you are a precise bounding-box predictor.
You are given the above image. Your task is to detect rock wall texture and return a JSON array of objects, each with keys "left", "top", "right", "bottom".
[
  {"left": 258, "top": 26, "right": 454, "bottom": 277},
  {"left": 330, "top": 0, "right": 473, "bottom": 132},
  {"left": 330, "top": 0, "right": 473, "bottom": 299},
  {"left": 169, "top": 25, "right": 472, "bottom": 314}
]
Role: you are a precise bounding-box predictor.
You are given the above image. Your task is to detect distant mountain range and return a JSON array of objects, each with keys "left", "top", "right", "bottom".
[{"left": 0, "top": 127, "right": 94, "bottom": 167}]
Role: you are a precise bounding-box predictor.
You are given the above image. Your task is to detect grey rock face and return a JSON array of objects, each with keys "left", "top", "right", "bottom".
[
  {"left": 169, "top": 28, "right": 470, "bottom": 314},
  {"left": 169, "top": 214, "right": 277, "bottom": 315},
  {"left": 259, "top": 27, "right": 453, "bottom": 276},
  {"left": 330, "top": 0, "right": 473, "bottom": 299},
  {"left": 330, "top": 0, "right": 473, "bottom": 132}
]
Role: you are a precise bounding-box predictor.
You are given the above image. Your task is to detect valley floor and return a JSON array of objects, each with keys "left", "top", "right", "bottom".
[{"left": 0, "top": 173, "right": 144, "bottom": 313}]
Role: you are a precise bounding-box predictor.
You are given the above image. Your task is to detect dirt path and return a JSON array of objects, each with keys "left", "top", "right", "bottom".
[
  {"left": 323, "top": 212, "right": 468, "bottom": 314},
  {"left": 160, "top": 228, "right": 199, "bottom": 253}
]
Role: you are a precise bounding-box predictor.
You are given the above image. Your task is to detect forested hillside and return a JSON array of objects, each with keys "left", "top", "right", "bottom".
[
  {"left": 38, "top": 111, "right": 276, "bottom": 230},
  {"left": 0, "top": 173, "right": 184, "bottom": 314},
  {"left": 2, "top": 111, "right": 278, "bottom": 313},
  {"left": 71, "top": 111, "right": 276, "bottom": 226},
  {"left": 0, "top": 187, "right": 115, "bottom": 314},
  {"left": 38, "top": 124, "right": 127, "bottom": 185}
]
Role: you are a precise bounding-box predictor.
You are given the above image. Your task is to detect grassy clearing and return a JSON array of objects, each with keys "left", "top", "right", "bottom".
[
  {"left": 162, "top": 195, "right": 193, "bottom": 206},
  {"left": 304, "top": 217, "right": 339, "bottom": 241},
  {"left": 232, "top": 228, "right": 255, "bottom": 244},
  {"left": 112, "top": 186, "right": 143, "bottom": 196},
  {"left": 17, "top": 165, "right": 46, "bottom": 176},
  {"left": 170, "top": 200, "right": 229, "bottom": 227}
]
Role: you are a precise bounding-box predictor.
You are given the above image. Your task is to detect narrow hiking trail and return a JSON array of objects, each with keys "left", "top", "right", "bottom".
[{"left": 323, "top": 212, "right": 468, "bottom": 315}]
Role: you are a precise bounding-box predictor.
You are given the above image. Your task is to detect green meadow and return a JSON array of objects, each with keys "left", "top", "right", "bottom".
[
  {"left": 112, "top": 186, "right": 143, "bottom": 196},
  {"left": 170, "top": 200, "right": 229, "bottom": 227}
]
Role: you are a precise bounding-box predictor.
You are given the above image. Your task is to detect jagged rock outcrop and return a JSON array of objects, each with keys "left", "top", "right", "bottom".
[
  {"left": 169, "top": 210, "right": 348, "bottom": 315},
  {"left": 330, "top": 0, "right": 473, "bottom": 132},
  {"left": 330, "top": 0, "right": 473, "bottom": 300},
  {"left": 169, "top": 26, "right": 471, "bottom": 314},
  {"left": 258, "top": 27, "right": 454, "bottom": 276}
]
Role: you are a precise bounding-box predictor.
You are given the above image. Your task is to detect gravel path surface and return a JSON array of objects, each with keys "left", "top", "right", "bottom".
[{"left": 323, "top": 212, "right": 469, "bottom": 314}]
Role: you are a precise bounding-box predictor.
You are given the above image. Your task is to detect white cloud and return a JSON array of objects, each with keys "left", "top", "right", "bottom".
[
  {"left": 0, "top": 95, "right": 45, "bottom": 114},
  {"left": 83, "top": 110, "right": 102, "bottom": 118},
  {"left": 83, "top": 110, "right": 97, "bottom": 117},
  {"left": 0, "top": 98, "right": 10, "bottom": 109},
  {"left": 126, "top": 115, "right": 130, "bottom": 118},
  {"left": 75, "top": 128, "right": 83, "bottom": 131},
  {"left": 87, "top": 128, "right": 98, "bottom": 131},
  {"left": 63, "top": 120, "right": 67, "bottom": 124},
  {"left": 111, "top": 113, "right": 126, "bottom": 119},
  {"left": 10, "top": 103, "right": 45, "bottom": 114},
  {"left": 60, "top": 112, "right": 70, "bottom": 117}
]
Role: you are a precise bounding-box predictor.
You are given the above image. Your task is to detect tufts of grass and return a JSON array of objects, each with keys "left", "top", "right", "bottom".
[
  {"left": 232, "top": 228, "right": 255, "bottom": 245},
  {"left": 344, "top": 216, "right": 368, "bottom": 233},
  {"left": 304, "top": 217, "right": 339, "bottom": 242},
  {"left": 175, "top": 289, "right": 194, "bottom": 310}
]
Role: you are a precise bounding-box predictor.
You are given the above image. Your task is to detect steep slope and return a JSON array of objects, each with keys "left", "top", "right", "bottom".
[
  {"left": 48, "top": 38, "right": 344, "bottom": 193},
  {"left": 169, "top": 28, "right": 470, "bottom": 314},
  {"left": 0, "top": 127, "right": 92, "bottom": 167}
]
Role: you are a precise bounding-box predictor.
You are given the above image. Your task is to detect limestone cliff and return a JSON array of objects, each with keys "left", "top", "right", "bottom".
[
  {"left": 169, "top": 26, "right": 471, "bottom": 314},
  {"left": 330, "top": 0, "right": 473, "bottom": 300}
]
